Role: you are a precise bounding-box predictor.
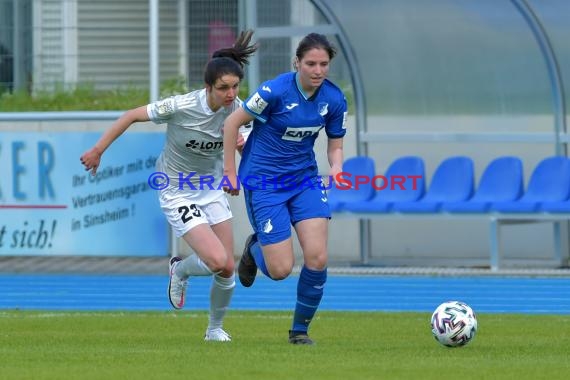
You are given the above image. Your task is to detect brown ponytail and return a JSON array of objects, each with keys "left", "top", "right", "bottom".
[{"left": 204, "top": 30, "right": 258, "bottom": 85}]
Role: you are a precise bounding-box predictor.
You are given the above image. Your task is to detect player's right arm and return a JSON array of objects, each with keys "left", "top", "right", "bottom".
[
  {"left": 223, "top": 107, "right": 255, "bottom": 196},
  {"left": 80, "top": 105, "right": 149, "bottom": 175}
]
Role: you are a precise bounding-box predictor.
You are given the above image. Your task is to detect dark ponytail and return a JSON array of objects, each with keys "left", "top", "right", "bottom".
[{"left": 204, "top": 30, "right": 258, "bottom": 86}]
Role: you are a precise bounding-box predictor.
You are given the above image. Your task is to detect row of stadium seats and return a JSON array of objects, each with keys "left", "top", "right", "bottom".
[
  {"left": 328, "top": 155, "right": 570, "bottom": 270},
  {"left": 328, "top": 155, "right": 570, "bottom": 214}
]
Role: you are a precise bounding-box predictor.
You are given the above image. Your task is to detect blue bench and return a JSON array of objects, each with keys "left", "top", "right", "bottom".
[{"left": 329, "top": 155, "right": 570, "bottom": 270}]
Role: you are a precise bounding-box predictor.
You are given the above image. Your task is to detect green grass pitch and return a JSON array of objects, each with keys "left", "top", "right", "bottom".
[{"left": 1, "top": 310, "right": 569, "bottom": 380}]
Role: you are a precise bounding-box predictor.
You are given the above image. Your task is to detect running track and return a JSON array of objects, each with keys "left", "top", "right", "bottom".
[{"left": 1, "top": 274, "right": 570, "bottom": 314}]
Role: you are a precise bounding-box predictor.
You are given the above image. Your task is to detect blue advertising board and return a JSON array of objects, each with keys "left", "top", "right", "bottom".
[{"left": 0, "top": 132, "right": 168, "bottom": 256}]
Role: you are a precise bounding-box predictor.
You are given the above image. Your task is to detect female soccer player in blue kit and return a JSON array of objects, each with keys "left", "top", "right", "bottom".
[{"left": 223, "top": 33, "right": 347, "bottom": 345}]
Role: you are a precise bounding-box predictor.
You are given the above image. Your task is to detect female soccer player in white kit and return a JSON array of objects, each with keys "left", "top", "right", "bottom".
[{"left": 80, "top": 30, "right": 258, "bottom": 342}]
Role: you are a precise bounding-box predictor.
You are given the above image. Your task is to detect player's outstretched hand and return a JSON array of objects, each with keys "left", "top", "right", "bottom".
[{"left": 80, "top": 147, "right": 102, "bottom": 176}]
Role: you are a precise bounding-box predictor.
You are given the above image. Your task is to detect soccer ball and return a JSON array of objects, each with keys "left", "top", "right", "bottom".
[{"left": 430, "top": 301, "right": 477, "bottom": 347}]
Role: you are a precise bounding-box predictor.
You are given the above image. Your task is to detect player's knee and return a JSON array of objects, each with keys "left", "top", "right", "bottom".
[
  {"left": 207, "top": 253, "right": 228, "bottom": 273},
  {"left": 217, "top": 261, "right": 235, "bottom": 276},
  {"left": 268, "top": 265, "right": 292, "bottom": 280},
  {"left": 305, "top": 251, "right": 328, "bottom": 270}
]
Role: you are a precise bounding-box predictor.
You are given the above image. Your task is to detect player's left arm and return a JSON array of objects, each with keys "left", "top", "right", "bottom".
[
  {"left": 327, "top": 137, "right": 344, "bottom": 182},
  {"left": 325, "top": 95, "right": 348, "bottom": 183}
]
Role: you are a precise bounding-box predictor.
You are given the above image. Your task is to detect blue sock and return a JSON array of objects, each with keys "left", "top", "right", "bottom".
[
  {"left": 250, "top": 239, "right": 270, "bottom": 278},
  {"left": 291, "top": 266, "right": 327, "bottom": 334}
]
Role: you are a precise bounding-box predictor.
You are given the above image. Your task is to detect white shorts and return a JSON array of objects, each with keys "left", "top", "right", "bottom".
[{"left": 158, "top": 187, "right": 232, "bottom": 238}]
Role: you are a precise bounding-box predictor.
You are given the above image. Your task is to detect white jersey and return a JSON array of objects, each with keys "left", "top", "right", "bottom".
[{"left": 147, "top": 88, "right": 250, "bottom": 197}]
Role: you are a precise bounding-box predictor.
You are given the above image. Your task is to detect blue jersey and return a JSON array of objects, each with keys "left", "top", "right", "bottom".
[{"left": 239, "top": 72, "right": 347, "bottom": 186}]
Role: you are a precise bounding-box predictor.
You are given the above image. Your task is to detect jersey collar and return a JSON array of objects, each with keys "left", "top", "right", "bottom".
[
  {"left": 198, "top": 89, "right": 215, "bottom": 115},
  {"left": 199, "top": 88, "right": 228, "bottom": 115},
  {"left": 295, "top": 72, "right": 321, "bottom": 101}
]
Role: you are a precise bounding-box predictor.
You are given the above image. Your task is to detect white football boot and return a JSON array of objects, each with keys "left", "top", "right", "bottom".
[
  {"left": 168, "top": 256, "right": 187, "bottom": 309},
  {"left": 204, "top": 328, "right": 232, "bottom": 342}
]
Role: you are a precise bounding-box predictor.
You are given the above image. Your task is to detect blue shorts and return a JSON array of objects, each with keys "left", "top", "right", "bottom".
[{"left": 243, "top": 177, "right": 331, "bottom": 245}]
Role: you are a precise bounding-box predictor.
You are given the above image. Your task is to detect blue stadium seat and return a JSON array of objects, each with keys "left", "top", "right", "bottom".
[
  {"left": 391, "top": 156, "right": 474, "bottom": 213},
  {"left": 491, "top": 156, "right": 570, "bottom": 213},
  {"left": 442, "top": 156, "right": 524, "bottom": 213},
  {"left": 344, "top": 156, "right": 425, "bottom": 213},
  {"left": 541, "top": 200, "right": 570, "bottom": 213},
  {"left": 327, "top": 156, "right": 376, "bottom": 212}
]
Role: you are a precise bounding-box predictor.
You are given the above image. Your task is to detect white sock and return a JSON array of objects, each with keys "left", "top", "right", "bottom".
[
  {"left": 175, "top": 254, "right": 213, "bottom": 279},
  {"left": 208, "top": 273, "right": 235, "bottom": 331}
]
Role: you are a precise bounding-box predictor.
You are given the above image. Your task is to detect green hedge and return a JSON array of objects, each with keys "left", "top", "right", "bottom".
[
  {"left": 1, "top": 78, "right": 353, "bottom": 113},
  {"left": 0, "top": 77, "right": 250, "bottom": 112}
]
